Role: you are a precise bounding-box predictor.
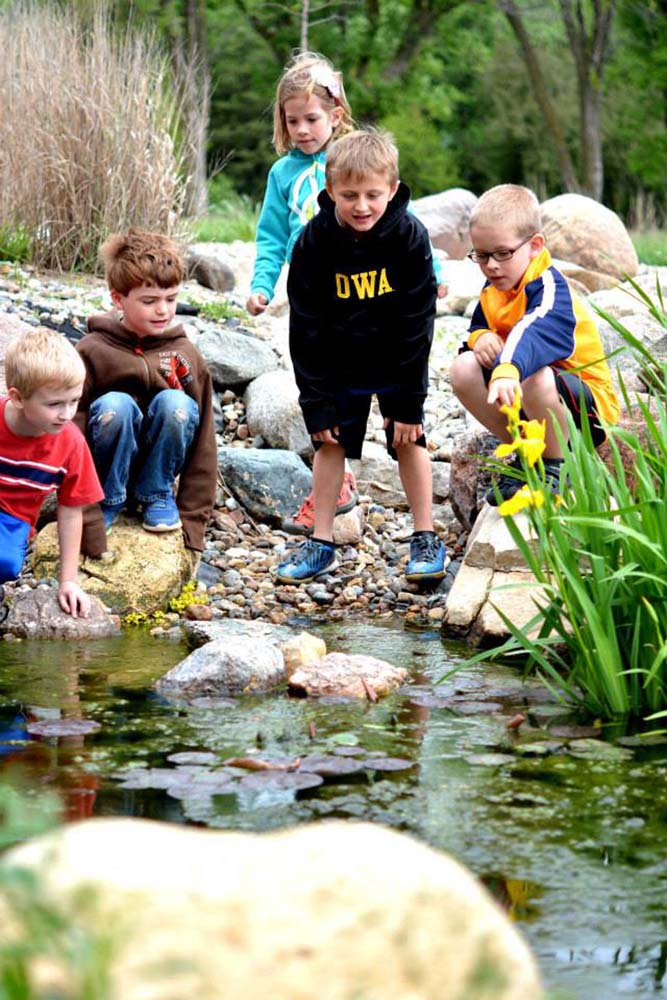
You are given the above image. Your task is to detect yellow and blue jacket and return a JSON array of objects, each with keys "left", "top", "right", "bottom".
[{"left": 466, "top": 248, "right": 619, "bottom": 425}]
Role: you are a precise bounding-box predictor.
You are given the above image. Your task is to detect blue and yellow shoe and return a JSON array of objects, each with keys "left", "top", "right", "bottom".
[
  {"left": 276, "top": 538, "right": 338, "bottom": 585},
  {"left": 405, "top": 530, "right": 447, "bottom": 583}
]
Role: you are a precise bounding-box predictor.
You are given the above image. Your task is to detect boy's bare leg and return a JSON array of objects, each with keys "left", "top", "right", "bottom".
[
  {"left": 312, "top": 442, "right": 346, "bottom": 541},
  {"left": 396, "top": 443, "right": 434, "bottom": 532},
  {"left": 449, "top": 352, "right": 511, "bottom": 441},
  {"left": 521, "top": 369, "right": 567, "bottom": 459}
]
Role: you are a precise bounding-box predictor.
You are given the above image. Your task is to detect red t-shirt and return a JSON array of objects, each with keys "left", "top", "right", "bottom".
[{"left": 0, "top": 398, "right": 103, "bottom": 530}]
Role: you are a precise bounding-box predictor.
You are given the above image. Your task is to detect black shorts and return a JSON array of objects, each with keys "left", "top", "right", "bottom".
[
  {"left": 312, "top": 387, "right": 427, "bottom": 461},
  {"left": 483, "top": 367, "right": 606, "bottom": 448}
]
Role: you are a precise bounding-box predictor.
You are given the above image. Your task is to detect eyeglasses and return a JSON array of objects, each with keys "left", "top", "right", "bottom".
[{"left": 467, "top": 234, "right": 536, "bottom": 264}]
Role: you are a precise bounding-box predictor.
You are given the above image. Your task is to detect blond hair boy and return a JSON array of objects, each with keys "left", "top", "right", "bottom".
[
  {"left": 0, "top": 327, "right": 103, "bottom": 616},
  {"left": 277, "top": 128, "right": 446, "bottom": 585},
  {"left": 450, "top": 183, "right": 619, "bottom": 504}
]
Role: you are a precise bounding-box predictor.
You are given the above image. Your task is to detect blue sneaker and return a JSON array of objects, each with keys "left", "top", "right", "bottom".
[
  {"left": 486, "top": 456, "right": 524, "bottom": 506},
  {"left": 276, "top": 538, "right": 338, "bottom": 585},
  {"left": 142, "top": 495, "right": 181, "bottom": 533},
  {"left": 101, "top": 502, "right": 125, "bottom": 533},
  {"left": 405, "top": 531, "right": 447, "bottom": 583}
]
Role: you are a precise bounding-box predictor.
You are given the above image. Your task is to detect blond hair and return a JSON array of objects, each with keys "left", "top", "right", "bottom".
[
  {"left": 469, "top": 184, "right": 542, "bottom": 240},
  {"left": 100, "top": 229, "right": 185, "bottom": 296},
  {"left": 5, "top": 327, "right": 85, "bottom": 398},
  {"left": 273, "top": 51, "right": 353, "bottom": 155},
  {"left": 325, "top": 128, "right": 399, "bottom": 188}
]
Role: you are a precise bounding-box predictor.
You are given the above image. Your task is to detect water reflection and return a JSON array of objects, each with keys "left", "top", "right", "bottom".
[{"left": 1, "top": 621, "right": 667, "bottom": 997}]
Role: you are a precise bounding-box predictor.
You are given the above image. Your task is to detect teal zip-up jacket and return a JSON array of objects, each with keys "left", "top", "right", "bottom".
[
  {"left": 250, "top": 148, "right": 444, "bottom": 304},
  {"left": 250, "top": 149, "right": 326, "bottom": 303}
]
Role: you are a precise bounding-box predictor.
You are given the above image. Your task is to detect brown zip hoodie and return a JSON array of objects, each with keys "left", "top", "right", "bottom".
[{"left": 75, "top": 314, "right": 217, "bottom": 557}]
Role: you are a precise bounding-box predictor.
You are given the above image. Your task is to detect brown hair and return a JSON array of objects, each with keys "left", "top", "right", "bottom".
[
  {"left": 273, "top": 51, "right": 354, "bottom": 155},
  {"left": 100, "top": 229, "right": 185, "bottom": 295},
  {"left": 5, "top": 326, "right": 85, "bottom": 398},
  {"left": 325, "top": 128, "right": 399, "bottom": 188},
  {"left": 469, "top": 184, "right": 542, "bottom": 240}
]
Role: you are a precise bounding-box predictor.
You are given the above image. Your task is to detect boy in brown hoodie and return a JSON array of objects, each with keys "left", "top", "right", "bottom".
[{"left": 75, "top": 230, "right": 217, "bottom": 560}]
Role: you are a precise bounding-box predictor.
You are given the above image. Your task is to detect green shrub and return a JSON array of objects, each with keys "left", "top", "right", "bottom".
[
  {"left": 0, "top": 226, "right": 32, "bottom": 264},
  {"left": 631, "top": 229, "right": 667, "bottom": 266},
  {"left": 193, "top": 193, "right": 260, "bottom": 244}
]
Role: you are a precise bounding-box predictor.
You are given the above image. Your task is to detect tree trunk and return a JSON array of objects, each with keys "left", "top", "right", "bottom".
[{"left": 502, "top": 0, "right": 580, "bottom": 192}]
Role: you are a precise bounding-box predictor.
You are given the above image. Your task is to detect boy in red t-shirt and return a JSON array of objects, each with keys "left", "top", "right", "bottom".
[{"left": 0, "top": 327, "right": 103, "bottom": 617}]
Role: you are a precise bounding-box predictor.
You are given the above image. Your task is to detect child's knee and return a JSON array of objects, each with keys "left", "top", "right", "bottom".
[{"left": 151, "top": 390, "right": 198, "bottom": 425}]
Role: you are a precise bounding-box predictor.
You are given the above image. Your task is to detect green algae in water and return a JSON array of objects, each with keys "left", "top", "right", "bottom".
[{"left": 1, "top": 621, "right": 667, "bottom": 997}]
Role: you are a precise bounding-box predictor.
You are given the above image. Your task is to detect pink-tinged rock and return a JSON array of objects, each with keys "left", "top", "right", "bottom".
[{"left": 288, "top": 652, "right": 407, "bottom": 699}]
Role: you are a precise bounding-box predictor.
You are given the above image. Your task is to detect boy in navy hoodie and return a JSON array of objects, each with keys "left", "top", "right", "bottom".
[{"left": 276, "top": 128, "right": 446, "bottom": 585}]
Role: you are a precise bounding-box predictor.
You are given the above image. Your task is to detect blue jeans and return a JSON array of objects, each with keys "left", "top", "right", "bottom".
[
  {"left": 0, "top": 508, "right": 30, "bottom": 582},
  {"left": 88, "top": 390, "right": 199, "bottom": 508}
]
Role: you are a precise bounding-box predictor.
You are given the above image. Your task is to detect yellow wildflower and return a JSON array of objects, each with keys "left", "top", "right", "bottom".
[
  {"left": 495, "top": 440, "right": 519, "bottom": 460},
  {"left": 516, "top": 418, "right": 546, "bottom": 467},
  {"left": 498, "top": 485, "right": 545, "bottom": 516}
]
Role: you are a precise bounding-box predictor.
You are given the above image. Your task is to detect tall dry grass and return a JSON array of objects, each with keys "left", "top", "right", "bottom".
[{"left": 0, "top": 3, "right": 191, "bottom": 271}]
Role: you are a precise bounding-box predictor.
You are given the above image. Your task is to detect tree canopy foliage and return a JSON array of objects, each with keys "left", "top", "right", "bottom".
[{"left": 71, "top": 0, "right": 667, "bottom": 222}]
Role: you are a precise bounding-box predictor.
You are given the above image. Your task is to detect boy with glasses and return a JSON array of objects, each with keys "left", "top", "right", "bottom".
[{"left": 449, "top": 184, "right": 619, "bottom": 504}]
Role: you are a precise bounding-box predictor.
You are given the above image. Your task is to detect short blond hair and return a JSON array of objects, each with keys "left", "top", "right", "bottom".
[
  {"left": 100, "top": 229, "right": 185, "bottom": 296},
  {"left": 325, "top": 128, "right": 399, "bottom": 188},
  {"left": 273, "top": 51, "right": 354, "bottom": 155},
  {"left": 469, "top": 184, "right": 542, "bottom": 240},
  {"left": 5, "top": 327, "right": 85, "bottom": 398}
]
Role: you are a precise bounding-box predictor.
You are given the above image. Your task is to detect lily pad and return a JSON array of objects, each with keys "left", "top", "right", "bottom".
[
  {"left": 297, "top": 754, "right": 368, "bottom": 777},
  {"left": 238, "top": 771, "right": 323, "bottom": 791},
  {"left": 331, "top": 746, "right": 365, "bottom": 757},
  {"left": 166, "top": 772, "right": 233, "bottom": 799},
  {"left": 465, "top": 753, "right": 516, "bottom": 767},
  {"left": 167, "top": 752, "right": 220, "bottom": 765},
  {"left": 549, "top": 725, "right": 602, "bottom": 740},
  {"left": 26, "top": 719, "right": 101, "bottom": 737},
  {"left": 117, "top": 768, "right": 179, "bottom": 790},
  {"left": 513, "top": 741, "right": 565, "bottom": 757},
  {"left": 446, "top": 701, "right": 503, "bottom": 715},
  {"left": 566, "top": 738, "right": 634, "bottom": 760},
  {"left": 365, "top": 756, "right": 415, "bottom": 772}
]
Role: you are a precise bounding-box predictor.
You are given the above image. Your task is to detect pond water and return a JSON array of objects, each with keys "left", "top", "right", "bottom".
[{"left": 1, "top": 619, "right": 667, "bottom": 999}]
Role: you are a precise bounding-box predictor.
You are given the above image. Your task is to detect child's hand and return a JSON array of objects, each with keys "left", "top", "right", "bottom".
[
  {"left": 384, "top": 418, "right": 423, "bottom": 448},
  {"left": 437, "top": 283, "right": 448, "bottom": 299},
  {"left": 312, "top": 426, "right": 340, "bottom": 444},
  {"left": 58, "top": 580, "right": 91, "bottom": 619},
  {"left": 246, "top": 293, "right": 268, "bottom": 316},
  {"left": 473, "top": 332, "right": 504, "bottom": 369},
  {"left": 487, "top": 378, "right": 520, "bottom": 410}
]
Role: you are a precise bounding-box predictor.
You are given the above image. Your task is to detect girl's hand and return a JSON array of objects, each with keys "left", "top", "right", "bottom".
[
  {"left": 437, "top": 283, "right": 448, "bottom": 299},
  {"left": 473, "top": 331, "right": 504, "bottom": 369},
  {"left": 312, "top": 427, "right": 340, "bottom": 444},
  {"left": 246, "top": 293, "right": 268, "bottom": 316}
]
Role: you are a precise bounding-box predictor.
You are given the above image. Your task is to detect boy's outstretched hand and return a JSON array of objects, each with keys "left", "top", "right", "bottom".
[
  {"left": 487, "top": 377, "right": 520, "bottom": 410},
  {"left": 58, "top": 581, "right": 91, "bottom": 619}
]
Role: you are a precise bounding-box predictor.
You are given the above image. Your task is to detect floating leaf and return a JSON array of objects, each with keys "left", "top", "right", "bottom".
[
  {"left": 26, "top": 719, "right": 101, "bottom": 737},
  {"left": 298, "top": 754, "right": 368, "bottom": 778},
  {"left": 167, "top": 752, "right": 220, "bottom": 765},
  {"left": 238, "top": 771, "right": 323, "bottom": 791},
  {"left": 365, "top": 757, "right": 415, "bottom": 772}
]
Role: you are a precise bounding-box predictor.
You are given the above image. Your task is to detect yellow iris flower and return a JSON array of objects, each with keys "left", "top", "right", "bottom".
[{"left": 498, "top": 485, "right": 545, "bottom": 516}]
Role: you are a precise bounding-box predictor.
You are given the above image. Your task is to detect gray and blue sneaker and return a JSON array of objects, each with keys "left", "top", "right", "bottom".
[
  {"left": 485, "top": 455, "right": 524, "bottom": 506},
  {"left": 405, "top": 530, "right": 447, "bottom": 583},
  {"left": 142, "top": 495, "right": 182, "bottom": 533},
  {"left": 276, "top": 538, "right": 338, "bottom": 585}
]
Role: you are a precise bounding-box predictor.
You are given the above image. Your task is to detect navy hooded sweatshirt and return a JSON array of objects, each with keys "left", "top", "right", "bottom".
[{"left": 287, "top": 182, "right": 437, "bottom": 435}]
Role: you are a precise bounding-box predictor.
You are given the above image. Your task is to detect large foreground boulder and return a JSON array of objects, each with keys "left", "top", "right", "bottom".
[
  {"left": 3, "top": 818, "right": 543, "bottom": 1000},
  {"left": 0, "top": 586, "right": 119, "bottom": 639},
  {"left": 31, "top": 520, "right": 194, "bottom": 616}
]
